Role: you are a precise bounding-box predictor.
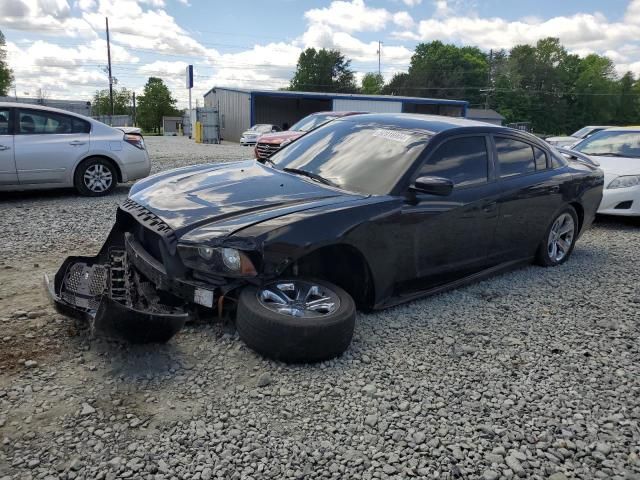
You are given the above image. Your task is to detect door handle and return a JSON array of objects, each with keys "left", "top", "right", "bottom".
[
  {"left": 69, "top": 141, "right": 86, "bottom": 146},
  {"left": 0, "top": 145, "right": 10, "bottom": 151}
]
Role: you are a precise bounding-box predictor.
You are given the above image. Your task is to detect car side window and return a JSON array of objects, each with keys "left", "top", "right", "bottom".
[
  {"left": 534, "top": 147, "right": 548, "bottom": 170},
  {"left": 495, "top": 137, "right": 536, "bottom": 177},
  {"left": 18, "top": 109, "right": 88, "bottom": 135},
  {"left": 0, "top": 108, "right": 10, "bottom": 135},
  {"left": 419, "top": 136, "right": 489, "bottom": 187},
  {"left": 72, "top": 117, "right": 91, "bottom": 134}
]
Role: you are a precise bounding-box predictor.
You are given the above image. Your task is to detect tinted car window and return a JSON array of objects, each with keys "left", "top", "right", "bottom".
[
  {"left": 419, "top": 136, "right": 488, "bottom": 187},
  {"left": 495, "top": 137, "right": 535, "bottom": 177},
  {"left": 270, "top": 119, "right": 431, "bottom": 195},
  {"left": 18, "top": 109, "right": 90, "bottom": 134},
  {"left": 0, "top": 108, "right": 9, "bottom": 134},
  {"left": 534, "top": 147, "right": 547, "bottom": 170}
]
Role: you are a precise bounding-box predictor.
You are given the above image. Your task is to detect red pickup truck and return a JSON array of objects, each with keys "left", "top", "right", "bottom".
[{"left": 254, "top": 111, "right": 365, "bottom": 160}]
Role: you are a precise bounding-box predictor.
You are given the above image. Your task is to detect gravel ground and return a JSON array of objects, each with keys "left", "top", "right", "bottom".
[{"left": 1, "top": 136, "right": 639, "bottom": 480}]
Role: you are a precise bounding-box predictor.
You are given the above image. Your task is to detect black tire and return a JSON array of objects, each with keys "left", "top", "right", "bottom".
[
  {"left": 535, "top": 205, "right": 579, "bottom": 267},
  {"left": 236, "top": 278, "right": 356, "bottom": 363},
  {"left": 74, "top": 157, "right": 117, "bottom": 196}
]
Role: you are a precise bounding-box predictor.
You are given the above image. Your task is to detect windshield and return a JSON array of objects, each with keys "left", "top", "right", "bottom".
[
  {"left": 571, "top": 127, "right": 595, "bottom": 139},
  {"left": 270, "top": 119, "right": 431, "bottom": 195},
  {"left": 573, "top": 130, "right": 640, "bottom": 158},
  {"left": 290, "top": 114, "right": 335, "bottom": 132},
  {"left": 249, "top": 124, "right": 272, "bottom": 133}
]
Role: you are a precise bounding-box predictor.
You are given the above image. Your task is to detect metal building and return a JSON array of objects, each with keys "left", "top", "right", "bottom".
[
  {"left": 203, "top": 87, "right": 469, "bottom": 143},
  {"left": 162, "top": 116, "right": 183, "bottom": 135},
  {"left": 466, "top": 108, "right": 505, "bottom": 126}
]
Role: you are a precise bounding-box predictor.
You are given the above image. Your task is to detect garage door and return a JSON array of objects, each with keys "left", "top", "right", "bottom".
[{"left": 333, "top": 99, "right": 402, "bottom": 113}]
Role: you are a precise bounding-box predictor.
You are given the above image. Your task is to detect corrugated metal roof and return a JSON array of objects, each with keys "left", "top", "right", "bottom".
[{"left": 205, "top": 86, "right": 468, "bottom": 106}]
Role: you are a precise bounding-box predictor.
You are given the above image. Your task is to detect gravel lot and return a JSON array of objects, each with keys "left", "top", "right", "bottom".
[{"left": 1, "top": 136, "right": 639, "bottom": 480}]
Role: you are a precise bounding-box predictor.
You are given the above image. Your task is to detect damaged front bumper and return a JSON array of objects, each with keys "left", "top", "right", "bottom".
[{"left": 45, "top": 211, "right": 227, "bottom": 343}]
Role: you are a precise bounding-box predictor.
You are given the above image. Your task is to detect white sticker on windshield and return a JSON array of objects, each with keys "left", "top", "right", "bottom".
[{"left": 372, "top": 129, "right": 412, "bottom": 143}]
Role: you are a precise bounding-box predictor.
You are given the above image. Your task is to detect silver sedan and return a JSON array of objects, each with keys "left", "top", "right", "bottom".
[{"left": 0, "top": 102, "right": 151, "bottom": 196}]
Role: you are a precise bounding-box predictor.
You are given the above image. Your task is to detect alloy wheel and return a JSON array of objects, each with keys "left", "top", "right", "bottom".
[
  {"left": 83, "top": 164, "right": 113, "bottom": 193},
  {"left": 257, "top": 280, "right": 341, "bottom": 318},
  {"left": 547, "top": 213, "right": 575, "bottom": 262}
]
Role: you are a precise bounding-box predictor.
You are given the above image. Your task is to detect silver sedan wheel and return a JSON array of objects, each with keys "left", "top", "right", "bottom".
[
  {"left": 257, "top": 280, "right": 341, "bottom": 318},
  {"left": 83, "top": 164, "right": 113, "bottom": 193},
  {"left": 547, "top": 213, "right": 575, "bottom": 262}
]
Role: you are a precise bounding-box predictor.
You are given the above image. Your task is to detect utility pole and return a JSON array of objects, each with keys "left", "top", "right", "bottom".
[
  {"left": 105, "top": 17, "right": 114, "bottom": 123},
  {"left": 377, "top": 41, "right": 382, "bottom": 76},
  {"left": 484, "top": 49, "right": 493, "bottom": 110},
  {"left": 132, "top": 91, "right": 136, "bottom": 127}
]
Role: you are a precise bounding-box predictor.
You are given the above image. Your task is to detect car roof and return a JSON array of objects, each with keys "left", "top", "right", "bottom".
[
  {"left": 601, "top": 126, "right": 640, "bottom": 132},
  {"left": 309, "top": 111, "right": 368, "bottom": 117},
  {"left": 0, "top": 102, "right": 92, "bottom": 121},
  {"left": 335, "top": 113, "right": 503, "bottom": 134}
]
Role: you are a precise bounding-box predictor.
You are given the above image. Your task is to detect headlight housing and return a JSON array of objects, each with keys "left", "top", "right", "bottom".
[
  {"left": 608, "top": 175, "right": 640, "bottom": 189},
  {"left": 178, "top": 245, "right": 257, "bottom": 276}
]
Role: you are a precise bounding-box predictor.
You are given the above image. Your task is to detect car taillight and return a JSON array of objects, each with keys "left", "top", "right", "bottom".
[{"left": 124, "top": 133, "right": 145, "bottom": 150}]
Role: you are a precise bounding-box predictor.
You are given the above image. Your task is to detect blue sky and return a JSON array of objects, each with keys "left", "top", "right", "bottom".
[{"left": 1, "top": 0, "right": 639, "bottom": 107}]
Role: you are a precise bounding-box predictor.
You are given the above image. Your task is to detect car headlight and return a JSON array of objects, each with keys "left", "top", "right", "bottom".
[
  {"left": 608, "top": 175, "right": 640, "bottom": 189},
  {"left": 279, "top": 138, "right": 292, "bottom": 147},
  {"left": 178, "top": 245, "right": 257, "bottom": 276}
]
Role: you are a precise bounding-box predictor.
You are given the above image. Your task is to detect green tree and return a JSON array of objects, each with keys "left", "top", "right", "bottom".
[
  {"left": 562, "top": 53, "right": 616, "bottom": 132},
  {"left": 92, "top": 87, "right": 132, "bottom": 116},
  {"left": 404, "top": 41, "right": 489, "bottom": 104},
  {"left": 616, "top": 72, "right": 637, "bottom": 125},
  {"left": 136, "top": 77, "right": 179, "bottom": 133},
  {"left": 289, "top": 48, "right": 357, "bottom": 93},
  {"left": 381, "top": 72, "right": 409, "bottom": 95},
  {"left": 0, "top": 30, "right": 14, "bottom": 96},
  {"left": 361, "top": 72, "right": 384, "bottom": 94}
]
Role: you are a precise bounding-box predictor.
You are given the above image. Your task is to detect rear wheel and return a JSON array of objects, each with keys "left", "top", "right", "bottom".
[
  {"left": 74, "top": 158, "right": 117, "bottom": 196},
  {"left": 536, "top": 206, "right": 578, "bottom": 266},
  {"left": 236, "top": 278, "right": 356, "bottom": 363}
]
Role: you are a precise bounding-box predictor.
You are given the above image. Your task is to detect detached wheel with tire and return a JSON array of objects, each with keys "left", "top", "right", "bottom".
[
  {"left": 74, "top": 157, "right": 117, "bottom": 196},
  {"left": 536, "top": 206, "right": 579, "bottom": 266},
  {"left": 236, "top": 278, "right": 356, "bottom": 363}
]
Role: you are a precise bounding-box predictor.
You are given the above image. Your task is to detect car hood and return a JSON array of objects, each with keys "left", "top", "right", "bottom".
[
  {"left": 128, "top": 160, "right": 363, "bottom": 239},
  {"left": 586, "top": 155, "right": 640, "bottom": 182},
  {"left": 257, "top": 130, "right": 305, "bottom": 144}
]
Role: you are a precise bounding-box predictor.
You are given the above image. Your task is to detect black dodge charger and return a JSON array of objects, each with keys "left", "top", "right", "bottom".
[{"left": 47, "top": 114, "right": 604, "bottom": 362}]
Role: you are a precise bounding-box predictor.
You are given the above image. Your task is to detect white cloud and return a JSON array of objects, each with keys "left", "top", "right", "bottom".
[
  {"left": 0, "top": 0, "right": 94, "bottom": 37},
  {"left": 393, "top": 12, "right": 640, "bottom": 52},
  {"left": 393, "top": 11, "right": 414, "bottom": 29},
  {"left": 433, "top": 0, "right": 450, "bottom": 17},
  {"left": 304, "top": 0, "right": 391, "bottom": 32},
  {"left": 6, "top": 40, "right": 121, "bottom": 100},
  {"left": 7, "top": 0, "right": 640, "bottom": 107}
]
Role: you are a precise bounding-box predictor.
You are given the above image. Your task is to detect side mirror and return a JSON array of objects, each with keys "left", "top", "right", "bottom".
[{"left": 411, "top": 176, "right": 454, "bottom": 196}]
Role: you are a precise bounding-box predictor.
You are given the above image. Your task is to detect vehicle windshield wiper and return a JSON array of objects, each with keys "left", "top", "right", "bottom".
[{"left": 282, "top": 167, "right": 338, "bottom": 187}]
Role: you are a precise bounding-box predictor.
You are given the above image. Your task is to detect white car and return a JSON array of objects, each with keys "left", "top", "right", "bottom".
[
  {"left": 239, "top": 124, "right": 280, "bottom": 146},
  {"left": 571, "top": 127, "right": 640, "bottom": 216},
  {"left": 0, "top": 103, "right": 150, "bottom": 196},
  {"left": 546, "top": 126, "right": 612, "bottom": 148}
]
